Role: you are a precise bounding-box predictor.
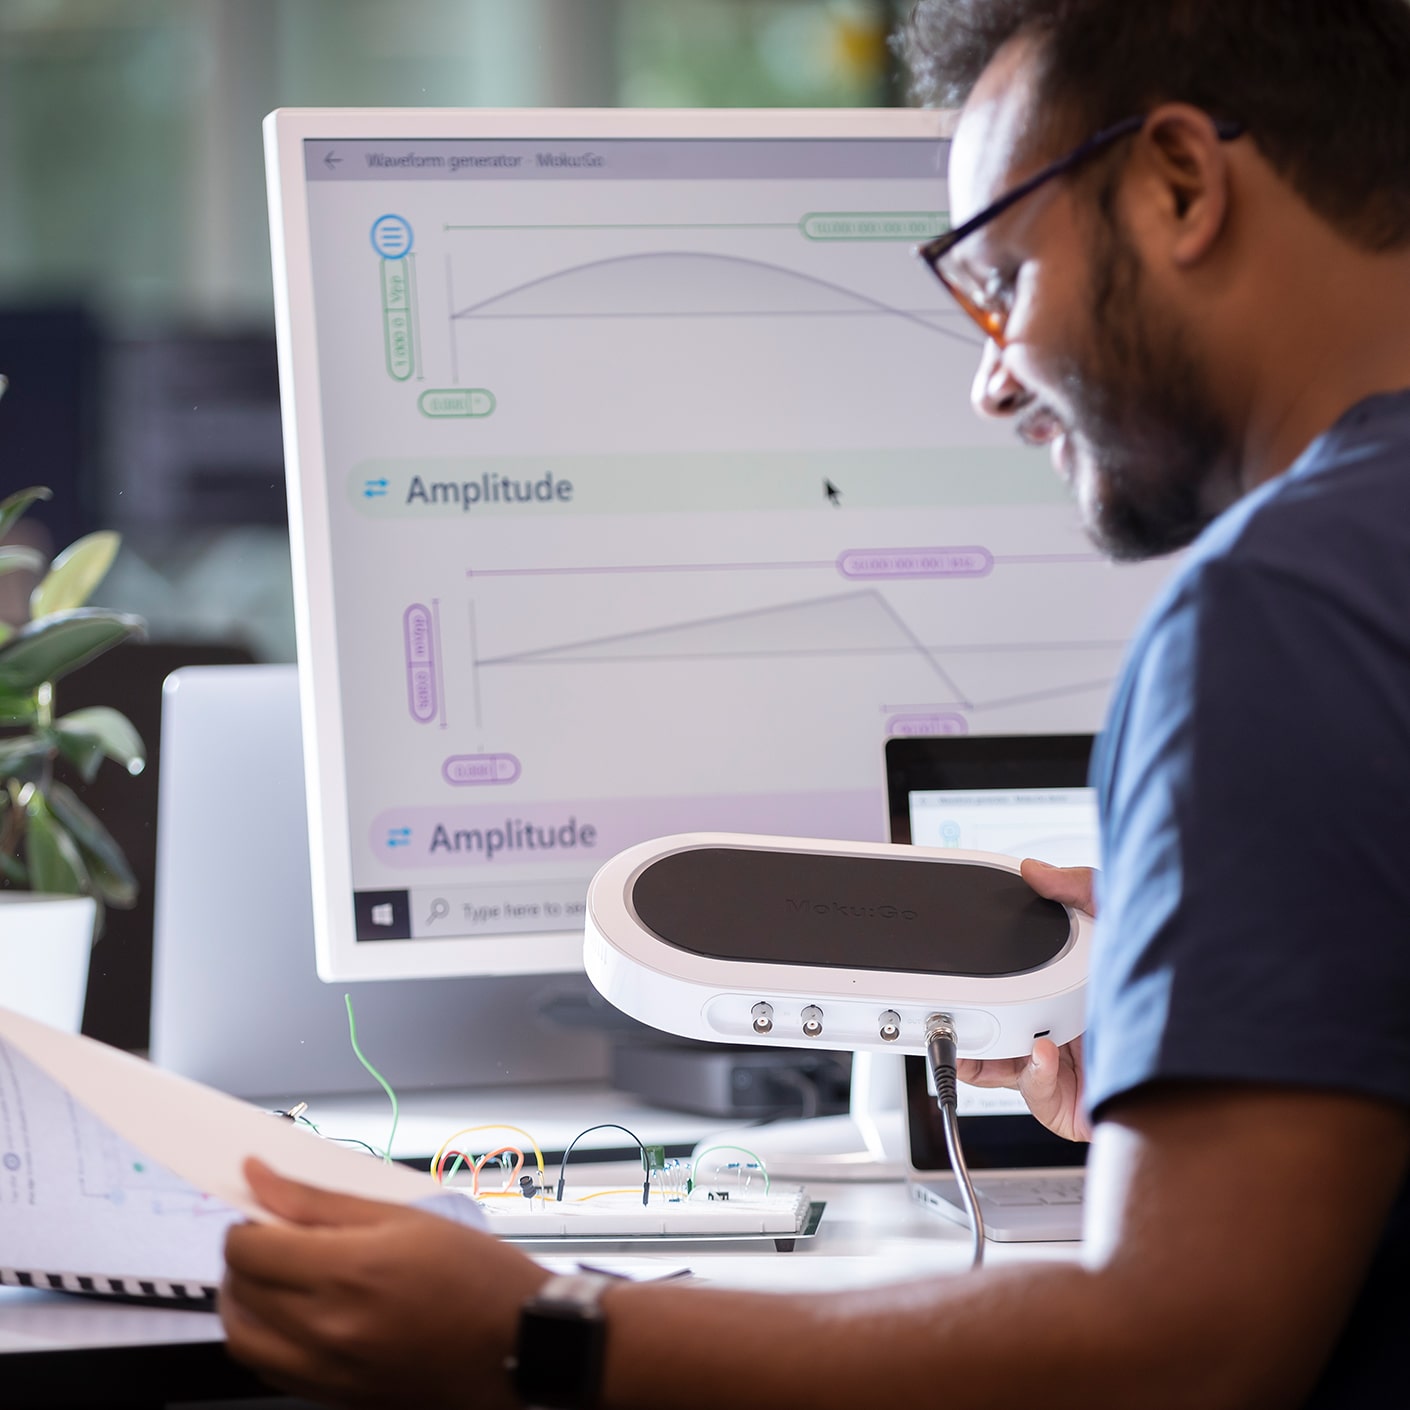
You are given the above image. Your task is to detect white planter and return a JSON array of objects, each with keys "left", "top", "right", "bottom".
[{"left": 0, "top": 893, "right": 96, "bottom": 1033}]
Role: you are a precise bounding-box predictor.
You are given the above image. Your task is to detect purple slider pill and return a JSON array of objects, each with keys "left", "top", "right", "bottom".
[
  {"left": 443, "top": 754, "right": 522, "bottom": 786},
  {"left": 837, "top": 547, "right": 993, "bottom": 580},
  {"left": 407, "top": 665, "right": 437, "bottom": 723},
  {"left": 886, "top": 713, "right": 968, "bottom": 737},
  {"left": 403, "top": 604, "right": 434, "bottom": 664}
]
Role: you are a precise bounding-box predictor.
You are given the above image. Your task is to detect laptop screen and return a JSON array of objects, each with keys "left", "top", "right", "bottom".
[
  {"left": 886, "top": 734, "right": 1096, "bottom": 1167},
  {"left": 907, "top": 787, "right": 1100, "bottom": 871}
]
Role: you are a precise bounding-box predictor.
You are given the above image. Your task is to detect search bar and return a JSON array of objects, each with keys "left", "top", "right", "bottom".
[{"left": 408, "top": 879, "right": 589, "bottom": 939}]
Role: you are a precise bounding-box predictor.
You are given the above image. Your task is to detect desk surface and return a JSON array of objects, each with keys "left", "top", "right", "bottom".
[{"left": 1, "top": 1174, "right": 1079, "bottom": 1406}]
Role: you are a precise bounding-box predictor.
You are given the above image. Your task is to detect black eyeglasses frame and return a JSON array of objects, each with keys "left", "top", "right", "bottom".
[{"left": 917, "top": 114, "right": 1245, "bottom": 344}]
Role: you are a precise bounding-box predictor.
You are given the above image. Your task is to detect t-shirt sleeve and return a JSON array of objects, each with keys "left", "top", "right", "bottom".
[{"left": 1084, "top": 554, "right": 1410, "bottom": 1120}]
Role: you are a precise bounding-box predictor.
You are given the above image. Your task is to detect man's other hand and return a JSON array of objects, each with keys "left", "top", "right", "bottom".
[
  {"left": 221, "top": 1157, "right": 547, "bottom": 1408},
  {"left": 954, "top": 858, "right": 1095, "bottom": 1142}
]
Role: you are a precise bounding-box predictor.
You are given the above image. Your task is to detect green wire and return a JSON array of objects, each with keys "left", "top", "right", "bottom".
[
  {"left": 344, "top": 992, "right": 399, "bottom": 1164},
  {"left": 689, "top": 1145, "right": 770, "bottom": 1195}
]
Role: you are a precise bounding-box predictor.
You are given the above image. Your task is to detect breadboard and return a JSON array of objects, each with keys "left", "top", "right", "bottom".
[{"left": 475, "top": 1184, "right": 819, "bottom": 1241}]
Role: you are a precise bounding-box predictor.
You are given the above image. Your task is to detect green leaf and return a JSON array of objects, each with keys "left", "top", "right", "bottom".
[
  {"left": 0, "top": 733, "right": 50, "bottom": 781},
  {"left": 0, "top": 486, "right": 51, "bottom": 542},
  {"left": 48, "top": 780, "right": 138, "bottom": 907},
  {"left": 0, "top": 545, "right": 44, "bottom": 579},
  {"left": 23, "top": 793, "right": 88, "bottom": 896},
  {"left": 53, "top": 706, "right": 145, "bottom": 777},
  {"left": 0, "top": 686, "right": 34, "bottom": 724},
  {"left": 50, "top": 723, "right": 104, "bottom": 783},
  {"left": 0, "top": 850, "right": 26, "bottom": 886},
  {"left": 30, "top": 530, "right": 120, "bottom": 618},
  {"left": 0, "top": 610, "right": 146, "bottom": 693}
]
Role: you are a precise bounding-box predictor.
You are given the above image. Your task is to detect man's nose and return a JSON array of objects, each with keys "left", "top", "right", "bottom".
[{"left": 971, "top": 338, "right": 1030, "bottom": 420}]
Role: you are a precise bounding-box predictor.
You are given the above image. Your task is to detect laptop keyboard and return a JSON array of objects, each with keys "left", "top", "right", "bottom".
[{"left": 973, "top": 1176, "right": 1084, "bottom": 1208}]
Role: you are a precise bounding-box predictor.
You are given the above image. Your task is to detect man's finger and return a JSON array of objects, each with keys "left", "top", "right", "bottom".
[
  {"left": 1017, "top": 1038, "right": 1059, "bottom": 1098},
  {"left": 956, "top": 1057, "right": 1024, "bottom": 1090},
  {"left": 243, "top": 1155, "right": 406, "bottom": 1229},
  {"left": 221, "top": 1288, "right": 343, "bottom": 1402},
  {"left": 225, "top": 1308, "right": 349, "bottom": 1410},
  {"left": 225, "top": 1220, "right": 346, "bottom": 1291},
  {"left": 222, "top": 1267, "right": 324, "bottom": 1340},
  {"left": 1020, "top": 858, "right": 1097, "bottom": 914}
]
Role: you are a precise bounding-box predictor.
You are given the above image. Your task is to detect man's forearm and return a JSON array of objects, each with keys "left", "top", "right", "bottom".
[
  {"left": 598, "top": 1263, "right": 1213, "bottom": 1410},
  {"left": 589, "top": 1088, "right": 1410, "bottom": 1410}
]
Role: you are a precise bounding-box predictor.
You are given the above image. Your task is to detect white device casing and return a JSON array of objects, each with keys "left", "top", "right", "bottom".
[{"left": 584, "top": 832, "right": 1091, "bottom": 1060}]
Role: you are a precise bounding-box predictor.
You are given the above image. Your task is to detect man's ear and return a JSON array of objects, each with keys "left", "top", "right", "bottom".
[{"left": 1139, "top": 103, "right": 1234, "bottom": 268}]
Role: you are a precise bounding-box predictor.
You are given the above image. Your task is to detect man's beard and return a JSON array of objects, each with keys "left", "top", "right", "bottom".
[{"left": 1058, "top": 212, "right": 1238, "bottom": 562}]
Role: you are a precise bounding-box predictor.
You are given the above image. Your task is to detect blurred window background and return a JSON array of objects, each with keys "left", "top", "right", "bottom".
[
  {"left": 0, "top": 0, "right": 913, "bottom": 1047},
  {"left": 0, "top": 0, "right": 908, "bottom": 655}
]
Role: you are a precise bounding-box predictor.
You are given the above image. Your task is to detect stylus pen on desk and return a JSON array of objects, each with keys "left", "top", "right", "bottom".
[{"left": 576, "top": 1262, "right": 694, "bottom": 1282}]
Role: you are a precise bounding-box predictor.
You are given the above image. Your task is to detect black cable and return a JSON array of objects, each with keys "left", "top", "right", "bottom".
[
  {"left": 769, "top": 1067, "right": 821, "bottom": 1120},
  {"left": 926, "top": 1014, "right": 984, "bottom": 1269},
  {"left": 556, "top": 1123, "right": 651, "bottom": 1206},
  {"left": 268, "top": 1109, "right": 383, "bottom": 1161},
  {"left": 327, "top": 1136, "right": 382, "bottom": 1159}
]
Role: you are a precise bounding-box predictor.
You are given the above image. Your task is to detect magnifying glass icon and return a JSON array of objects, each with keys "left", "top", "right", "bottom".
[{"left": 425, "top": 898, "right": 449, "bottom": 925}]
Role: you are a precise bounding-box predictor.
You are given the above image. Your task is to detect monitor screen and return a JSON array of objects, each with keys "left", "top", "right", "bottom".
[{"left": 265, "top": 110, "right": 1170, "bottom": 982}]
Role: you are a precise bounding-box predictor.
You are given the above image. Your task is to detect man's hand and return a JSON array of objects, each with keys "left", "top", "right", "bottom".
[
  {"left": 221, "top": 1157, "right": 547, "bottom": 1408},
  {"left": 954, "top": 858, "right": 1095, "bottom": 1142}
]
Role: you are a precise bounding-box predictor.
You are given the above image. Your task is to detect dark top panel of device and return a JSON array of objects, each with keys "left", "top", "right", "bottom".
[{"left": 630, "top": 848, "right": 1071, "bottom": 977}]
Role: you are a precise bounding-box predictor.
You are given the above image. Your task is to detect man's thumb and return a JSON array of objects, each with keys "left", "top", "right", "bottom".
[
  {"left": 1020, "top": 858, "right": 1097, "bottom": 914},
  {"left": 242, "top": 1155, "right": 397, "bottom": 1228}
]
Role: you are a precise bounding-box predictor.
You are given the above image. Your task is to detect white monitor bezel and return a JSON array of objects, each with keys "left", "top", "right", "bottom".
[{"left": 264, "top": 106, "right": 951, "bottom": 982}]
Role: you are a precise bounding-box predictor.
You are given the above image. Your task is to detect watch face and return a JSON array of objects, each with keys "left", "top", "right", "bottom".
[{"left": 515, "top": 1304, "right": 606, "bottom": 1410}]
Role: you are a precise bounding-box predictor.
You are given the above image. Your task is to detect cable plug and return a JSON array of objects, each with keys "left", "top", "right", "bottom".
[
  {"left": 926, "top": 1013, "right": 985, "bottom": 1269},
  {"left": 925, "top": 1014, "right": 960, "bottom": 1110}
]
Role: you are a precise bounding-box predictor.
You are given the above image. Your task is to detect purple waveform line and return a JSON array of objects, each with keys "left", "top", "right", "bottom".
[
  {"left": 965, "top": 678, "right": 1116, "bottom": 712},
  {"left": 989, "top": 553, "right": 1105, "bottom": 565},
  {"left": 467, "top": 555, "right": 1106, "bottom": 578},
  {"left": 466, "top": 560, "right": 836, "bottom": 578}
]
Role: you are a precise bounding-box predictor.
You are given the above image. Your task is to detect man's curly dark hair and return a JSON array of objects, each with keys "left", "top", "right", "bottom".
[{"left": 897, "top": 1, "right": 1410, "bottom": 250}]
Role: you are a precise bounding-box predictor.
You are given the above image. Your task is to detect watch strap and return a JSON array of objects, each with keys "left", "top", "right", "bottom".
[{"left": 510, "top": 1271, "right": 615, "bottom": 1409}]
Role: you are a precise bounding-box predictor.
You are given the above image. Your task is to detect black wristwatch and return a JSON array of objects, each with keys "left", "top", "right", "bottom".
[{"left": 508, "top": 1271, "right": 615, "bottom": 1409}]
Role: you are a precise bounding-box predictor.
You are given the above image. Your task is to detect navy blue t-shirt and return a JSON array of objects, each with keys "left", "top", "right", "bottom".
[{"left": 1086, "top": 390, "right": 1410, "bottom": 1404}]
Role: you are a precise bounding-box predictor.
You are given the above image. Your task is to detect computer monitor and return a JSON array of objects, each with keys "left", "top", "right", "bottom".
[{"left": 263, "top": 108, "right": 1171, "bottom": 983}]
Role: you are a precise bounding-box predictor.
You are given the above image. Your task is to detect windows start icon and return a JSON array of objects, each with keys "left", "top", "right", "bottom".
[{"left": 354, "top": 890, "right": 411, "bottom": 941}]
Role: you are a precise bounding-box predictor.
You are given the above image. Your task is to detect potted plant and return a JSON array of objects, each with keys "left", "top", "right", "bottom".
[{"left": 0, "top": 481, "right": 146, "bottom": 1031}]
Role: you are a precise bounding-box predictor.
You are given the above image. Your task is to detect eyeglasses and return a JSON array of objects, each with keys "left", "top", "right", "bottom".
[{"left": 918, "top": 114, "right": 1245, "bottom": 347}]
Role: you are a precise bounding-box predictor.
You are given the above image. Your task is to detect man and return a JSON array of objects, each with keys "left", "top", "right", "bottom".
[{"left": 221, "top": 3, "right": 1410, "bottom": 1405}]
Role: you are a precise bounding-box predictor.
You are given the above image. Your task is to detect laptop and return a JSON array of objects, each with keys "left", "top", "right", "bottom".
[
  {"left": 150, "top": 664, "right": 612, "bottom": 1098},
  {"left": 885, "top": 734, "right": 1096, "bottom": 1242}
]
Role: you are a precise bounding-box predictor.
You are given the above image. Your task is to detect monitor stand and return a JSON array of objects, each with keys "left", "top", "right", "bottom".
[{"left": 690, "top": 1052, "right": 908, "bottom": 1183}]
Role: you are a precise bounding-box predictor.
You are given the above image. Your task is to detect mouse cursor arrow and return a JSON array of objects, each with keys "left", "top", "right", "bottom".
[{"left": 824, "top": 479, "right": 842, "bottom": 506}]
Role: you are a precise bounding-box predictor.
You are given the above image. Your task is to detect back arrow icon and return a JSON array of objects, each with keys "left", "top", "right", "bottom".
[{"left": 324, "top": 151, "right": 342, "bottom": 170}]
